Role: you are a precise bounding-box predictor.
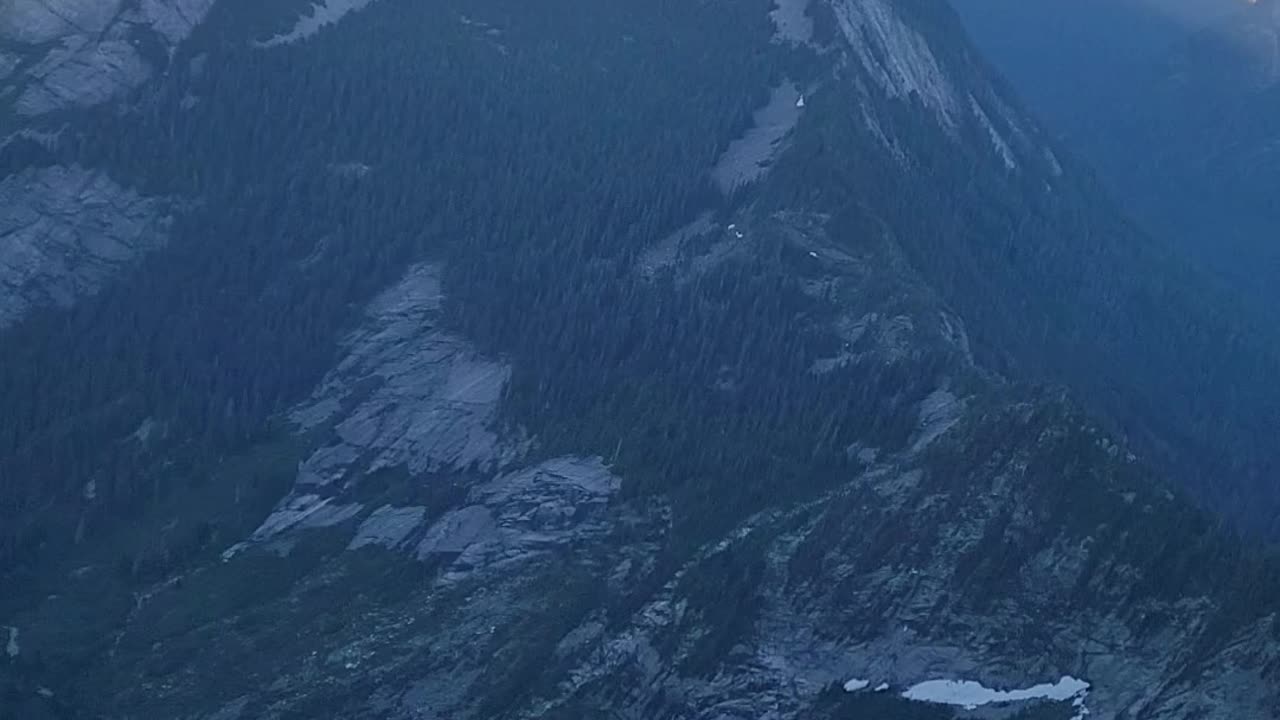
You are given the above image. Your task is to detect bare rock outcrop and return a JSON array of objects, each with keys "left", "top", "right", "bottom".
[
  {"left": 0, "top": 165, "right": 169, "bottom": 329},
  {"left": 1, "top": 0, "right": 217, "bottom": 117}
]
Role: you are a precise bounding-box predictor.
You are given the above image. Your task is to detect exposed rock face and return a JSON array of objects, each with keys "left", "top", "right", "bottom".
[
  {"left": 829, "top": 0, "right": 1052, "bottom": 175},
  {"left": 1, "top": 0, "right": 217, "bottom": 117},
  {"left": 288, "top": 263, "right": 517, "bottom": 487},
  {"left": 833, "top": 0, "right": 958, "bottom": 124},
  {"left": 348, "top": 505, "right": 427, "bottom": 551},
  {"left": 234, "top": 263, "right": 526, "bottom": 557},
  {"left": 0, "top": 165, "right": 170, "bottom": 329},
  {"left": 139, "top": 205, "right": 1272, "bottom": 720}
]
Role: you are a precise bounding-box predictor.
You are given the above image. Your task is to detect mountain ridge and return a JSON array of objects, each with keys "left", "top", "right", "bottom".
[{"left": 0, "top": 0, "right": 1278, "bottom": 718}]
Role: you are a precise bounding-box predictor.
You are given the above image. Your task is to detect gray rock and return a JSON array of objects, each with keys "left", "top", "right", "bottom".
[
  {"left": 290, "top": 263, "right": 518, "bottom": 483},
  {"left": 223, "top": 494, "right": 362, "bottom": 558},
  {"left": 0, "top": 166, "right": 170, "bottom": 329},
  {"left": 911, "top": 388, "right": 963, "bottom": 450},
  {"left": 415, "top": 505, "right": 498, "bottom": 557},
  {"left": 711, "top": 82, "right": 803, "bottom": 195},
  {"left": 417, "top": 456, "right": 621, "bottom": 576},
  {"left": 0, "top": 0, "right": 123, "bottom": 45},
  {"left": 349, "top": 505, "right": 427, "bottom": 550},
  {"left": 3, "top": 0, "right": 217, "bottom": 117},
  {"left": 17, "top": 38, "right": 153, "bottom": 116},
  {"left": 235, "top": 264, "right": 524, "bottom": 557},
  {"left": 130, "top": 0, "right": 219, "bottom": 46}
]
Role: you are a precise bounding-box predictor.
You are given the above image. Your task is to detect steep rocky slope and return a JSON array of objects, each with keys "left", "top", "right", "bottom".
[
  {"left": 0, "top": 165, "right": 171, "bottom": 329},
  {"left": 1, "top": 0, "right": 1278, "bottom": 718},
  {"left": 0, "top": 0, "right": 209, "bottom": 328}
]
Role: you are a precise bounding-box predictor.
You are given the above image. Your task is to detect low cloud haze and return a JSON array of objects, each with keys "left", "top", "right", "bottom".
[{"left": 1131, "top": 0, "right": 1236, "bottom": 26}]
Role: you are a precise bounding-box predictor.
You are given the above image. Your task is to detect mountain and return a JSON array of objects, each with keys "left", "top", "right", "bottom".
[
  {"left": 951, "top": 0, "right": 1280, "bottom": 338},
  {"left": 1, "top": 0, "right": 1279, "bottom": 718}
]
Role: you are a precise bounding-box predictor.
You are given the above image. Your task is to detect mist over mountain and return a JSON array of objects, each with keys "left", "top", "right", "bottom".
[
  {"left": 953, "top": 0, "right": 1280, "bottom": 320},
  {"left": 1, "top": 0, "right": 1279, "bottom": 718}
]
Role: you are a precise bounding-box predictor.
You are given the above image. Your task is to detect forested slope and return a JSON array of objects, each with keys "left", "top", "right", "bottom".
[{"left": 0, "top": 0, "right": 1278, "bottom": 718}]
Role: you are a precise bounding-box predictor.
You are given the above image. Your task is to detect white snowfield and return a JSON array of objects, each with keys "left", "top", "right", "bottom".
[
  {"left": 901, "top": 675, "right": 1090, "bottom": 710},
  {"left": 842, "top": 678, "right": 870, "bottom": 692}
]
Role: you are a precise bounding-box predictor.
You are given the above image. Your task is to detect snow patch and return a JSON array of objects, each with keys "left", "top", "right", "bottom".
[
  {"left": 0, "top": 0, "right": 123, "bottom": 45},
  {"left": 5, "top": 626, "right": 18, "bottom": 658},
  {"left": 875, "top": 682, "right": 890, "bottom": 692},
  {"left": 843, "top": 678, "right": 871, "bottom": 692},
  {"left": 0, "top": 166, "right": 171, "bottom": 329},
  {"left": 416, "top": 456, "right": 620, "bottom": 578},
  {"left": 4, "top": 0, "right": 215, "bottom": 116},
  {"left": 901, "top": 675, "right": 1089, "bottom": 711},
  {"left": 289, "top": 263, "right": 515, "bottom": 483},
  {"left": 131, "top": 0, "right": 219, "bottom": 47}
]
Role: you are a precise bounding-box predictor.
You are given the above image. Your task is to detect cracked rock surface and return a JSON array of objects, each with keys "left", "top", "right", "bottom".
[
  {"left": 1, "top": 0, "right": 217, "bottom": 117},
  {"left": 0, "top": 165, "right": 169, "bottom": 329}
]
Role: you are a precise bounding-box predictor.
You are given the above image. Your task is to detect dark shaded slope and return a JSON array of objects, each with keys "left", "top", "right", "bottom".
[
  {"left": 774, "top": 0, "right": 1280, "bottom": 538},
  {"left": 951, "top": 0, "right": 1280, "bottom": 405}
]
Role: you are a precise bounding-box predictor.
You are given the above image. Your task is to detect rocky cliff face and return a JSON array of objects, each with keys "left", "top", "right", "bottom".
[
  {"left": 0, "top": 165, "right": 170, "bottom": 328},
  {"left": 0, "top": 0, "right": 212, "bottom": 329},
  {"left": 0, "top": 0, "right": 1277, "bottom": 718},
  {"left": 0, "top": 0, "right": 215, "bottom": 117}
]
